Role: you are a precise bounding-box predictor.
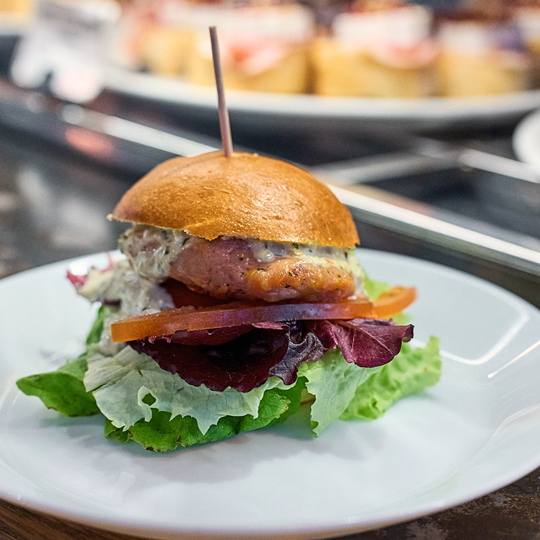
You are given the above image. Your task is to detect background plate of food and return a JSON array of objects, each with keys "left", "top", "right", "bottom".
[{"left": 104, "top": 0, "right": 540, "bottom": 131}]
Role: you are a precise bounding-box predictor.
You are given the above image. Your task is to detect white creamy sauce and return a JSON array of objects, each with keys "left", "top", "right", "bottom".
[
  {"left": 246, "top": 238, "right": 351, "bottom": 263},
  {"left": 118, "top": 225, "right": 190, "bottom": 280}
]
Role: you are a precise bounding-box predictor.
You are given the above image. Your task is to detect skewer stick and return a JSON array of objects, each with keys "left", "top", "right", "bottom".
[{"left": 209, "top": 26, "right": 233, "bottom": 157}]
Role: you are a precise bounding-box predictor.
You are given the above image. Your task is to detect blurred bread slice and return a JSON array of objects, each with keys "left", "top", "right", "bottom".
[
  {"left": 311, "top": 4, "right": 438, "bottom": 98},
  {"left": 311, "top": 37, "right": 436, "bottom": 98},
  {"left": 188, "top": 42, "right": 310, "bottom": 94},
  {"left": 186, "top": 3, "right": 313, "bottom": 94},
  {"left": 436, "top": 16, "right": 531, "bottom": 97},
  {"left": 142, "top": 25, "right": 194, "bottom": 76}
]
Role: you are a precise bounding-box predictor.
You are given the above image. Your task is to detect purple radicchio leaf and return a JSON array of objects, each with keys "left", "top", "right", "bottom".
[
  {"left": 129, "top": 323, "right": 326, "bottom": 392},
  {"left": 129, "top": 318, "right": 413, "bottom": 392},
  {"left": 269, "top": 329, "right": 326, "bottom": 385},
  {"left": 307, "top": 318, "right": 414, "bottom": 368},
  {"left": 66, "top": 255, "right": 115, "bottom": 292}
]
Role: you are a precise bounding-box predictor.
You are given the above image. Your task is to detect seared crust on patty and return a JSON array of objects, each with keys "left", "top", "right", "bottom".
[{"left": 245, "top": 258, "right": 355, "bottom": 303}]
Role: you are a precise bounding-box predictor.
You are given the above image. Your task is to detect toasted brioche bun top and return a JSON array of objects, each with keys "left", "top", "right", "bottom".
[{"left": 110, "top": 151, "right": 360, "bottom": 248}]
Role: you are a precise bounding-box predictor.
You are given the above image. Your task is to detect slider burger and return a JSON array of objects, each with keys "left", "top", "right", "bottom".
[{"left": 17, "top": 151, "right": 441, "bottom": 452}]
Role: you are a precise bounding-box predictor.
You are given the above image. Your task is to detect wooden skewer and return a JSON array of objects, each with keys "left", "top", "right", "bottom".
[{"left": 209, "top": 26, "right": 233, "bottom": 157}]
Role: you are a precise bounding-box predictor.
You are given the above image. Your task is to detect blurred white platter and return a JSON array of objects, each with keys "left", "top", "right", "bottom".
[
  {"left": 512, "top": 108, "right": 540, "bottom": 172},
  {"left": 2, "top": 250, "right": 540, "bottom": 539},
  {"left": 105, "top": 66, "right": 540, "bottom": 132}
]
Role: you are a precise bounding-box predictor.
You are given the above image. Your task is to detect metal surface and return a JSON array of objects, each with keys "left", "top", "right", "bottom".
[{"left": 331, "top": 183, "right": 540, "bottom": 274}]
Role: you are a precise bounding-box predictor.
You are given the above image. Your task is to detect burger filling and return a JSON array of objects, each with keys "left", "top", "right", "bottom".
[
  {"left": 19, "top": 221, "right": 441, "bottom": 453},
  {"left": 118, "top": 224, "right": 365, "bottom": 303}
]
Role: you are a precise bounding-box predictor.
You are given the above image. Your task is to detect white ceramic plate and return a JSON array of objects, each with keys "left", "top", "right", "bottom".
[
  {"left": 512, "top": 108, "right": 540, "bottom": 172},
  {"left": 1, "top": 250, "right": 540, "bottom": 540},
  {"left": 105, "top": 66, "right": 540, "bottom": 132}
]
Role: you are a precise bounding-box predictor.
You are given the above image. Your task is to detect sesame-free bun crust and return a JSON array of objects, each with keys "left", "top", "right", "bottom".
[{"left": 111, "top": 151, "right": 360, "bottom": 248}]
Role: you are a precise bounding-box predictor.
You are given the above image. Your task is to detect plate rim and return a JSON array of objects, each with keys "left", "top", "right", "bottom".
[
  {"left": 2, "top": 249, "right": 540, "bottom": 539},
  {"left": 513, "top": 107, "right": 540, "bottom": 170},
  {"left": 104, "top": 65, "right": 540, "bottom": 123}
]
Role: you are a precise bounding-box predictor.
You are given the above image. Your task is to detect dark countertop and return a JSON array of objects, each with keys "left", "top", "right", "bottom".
[{"left": 1, "top": 129, "right": 540, "bottom": 540}]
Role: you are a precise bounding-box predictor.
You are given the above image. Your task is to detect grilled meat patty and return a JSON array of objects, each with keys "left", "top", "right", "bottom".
[{"left": 119, "top": 225, "right": 363, "bottom": 303}]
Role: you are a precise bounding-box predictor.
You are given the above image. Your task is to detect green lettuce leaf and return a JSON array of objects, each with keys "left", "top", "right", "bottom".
[
  {"left": 16, "top": 353, "right": 99, "bottom": 417},
  {"left": 104, "top": 388, "right": 292, "bottom": 452},
  {"left": 85, "top": 305, "right": 116, "bottom": 345},
  {"left": 84, "top": 345, "right": 293, "bottom": 435},
  {"left": 268, "top": 377, "right": 306, "bottom": 426},
  {"left": 15, "top": 305, "right": 114, "bottom": 417},
  {"left": 341, "top": 336, "right": 441, "bottom": 421},
  {"left": 17, "top": 293, "right": 441, "bottom": 452},
  {"left": 298, "top": 349, "right": 376, "bottom": 436}
]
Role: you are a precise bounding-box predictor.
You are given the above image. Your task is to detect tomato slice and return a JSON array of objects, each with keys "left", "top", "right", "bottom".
[
  {"left": 110, "top": 286, "right": 417, "bottom": 343},
  {"left": 372, "top": 286, "right": 417, "bottom": 318},
  {"left": 111, "top": 297, "right": 374, "bottom": 343}
]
